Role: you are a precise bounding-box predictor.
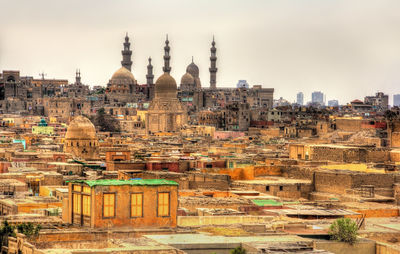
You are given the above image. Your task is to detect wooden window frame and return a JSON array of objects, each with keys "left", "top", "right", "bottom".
[
  {"left": 82, "top": 194, "right": 91, "bottom": 216},
  {"left": 130, "top": 192, "right": 144, "bottom": 218},
  {"left": 157, "top": 192, "right": 170, "bottom": 217},
  {"left": 102, "top": 192, "right": 116, "bottom": 219},
  {"left": 73, "top": 193, "right": 82, "bottom": 214}
]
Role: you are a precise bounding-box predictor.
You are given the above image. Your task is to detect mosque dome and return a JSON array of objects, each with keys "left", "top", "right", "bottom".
[
  {"left": 111, "top": 67, "right": 135, "bottom": 84},
  {"left": 65, "top": 115, "right": 97, "bottom": 140},
  {"left": 186, "top": 62, "right": 199, "bottom": 78},
  {"left": 155, "top": 73, "right": 177, "bottom": 98},
  {"left": 181, "top": 72, "right": 194, "bottom": 85}
]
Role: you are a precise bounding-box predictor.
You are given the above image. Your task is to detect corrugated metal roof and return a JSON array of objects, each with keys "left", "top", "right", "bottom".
[{"left": 70, "top": 179, "right": 179, "bottom": 187}]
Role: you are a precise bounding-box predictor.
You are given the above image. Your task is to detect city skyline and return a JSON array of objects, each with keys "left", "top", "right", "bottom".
[{"left": 1, "top": 0, "right": 400, "bottom": 104}]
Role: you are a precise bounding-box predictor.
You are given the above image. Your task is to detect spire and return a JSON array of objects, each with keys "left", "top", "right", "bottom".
[
  {"left": 163, "top": 34, "right": 171, "bottom": 74},
  {"left": 75, "top": 69, "right": 81, "bottom": 84},
  {"left": 146, "top": 57, "right": 154, "bottom": 85},
  {"left": 192, "top": 56, "right": 194, "bottom": 63},
  {"left": 121, "top": 33, "right": 133, "bottom": 71},
  {"left": 209, "top": 36, "right": 217, "bottom": 89}
]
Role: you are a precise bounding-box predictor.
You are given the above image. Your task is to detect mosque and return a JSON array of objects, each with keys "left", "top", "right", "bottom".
[
  {"left": 64, "top": 115, "right": 99, "bottom": 160},
  {"left": 104, "top": 33, "right": 273, "bottom": 132},
  {"left": 105, "top": 34, "right": 217, "bottom": 133}
]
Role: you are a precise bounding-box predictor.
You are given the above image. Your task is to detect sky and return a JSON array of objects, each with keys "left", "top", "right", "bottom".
[{"left": 1, "top": 0, "right": 400, "bottom": 105}]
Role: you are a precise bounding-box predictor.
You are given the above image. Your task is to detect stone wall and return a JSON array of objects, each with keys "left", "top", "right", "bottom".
[
  {"left": 314, "top": 170, "right": 397, "bottom": 195},
  {"left": 336, "top": 118, "right": 363, "bottom": 132}
]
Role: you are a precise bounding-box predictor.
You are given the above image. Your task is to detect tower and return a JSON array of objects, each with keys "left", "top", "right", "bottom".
[
  {"left": 121, "top": 33, "right": 133, "bottom": 71},
  {"left": 209, "top": 36, "right": 217, "bottom": 89},
  {"left": 146, "top": 57, "right": 154, "bottom": 85},
  {"left": 163, "top": 35, "right": 171, "bottom": 74},
  {"left": 75, "top": 69, "right": 81, "bottom": 85}
]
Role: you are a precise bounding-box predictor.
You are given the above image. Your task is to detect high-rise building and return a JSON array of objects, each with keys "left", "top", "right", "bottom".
[
  {"left": 364, "top": 92, "right": 388, "bottom": 111},
  {"left": 311, "top": 91, "right": 324, "bottom": 106},
  {"left": 394, "top": 94, "right": 400, "bottom": 107},
  {"left": 328, "top": 100, "right": 339, "bottom": 107},
  {"left": 296, "top": 92, "right": 304, "bottom": 105}
]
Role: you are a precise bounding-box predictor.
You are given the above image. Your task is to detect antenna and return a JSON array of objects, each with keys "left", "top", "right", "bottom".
[{"left": 39, "top": 72, "right": 47, "bottom": 80}]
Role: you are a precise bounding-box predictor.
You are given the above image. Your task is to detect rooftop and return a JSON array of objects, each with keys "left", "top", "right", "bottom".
[{"left": 71, "top": 179, "right": 179, "bottom": 187}]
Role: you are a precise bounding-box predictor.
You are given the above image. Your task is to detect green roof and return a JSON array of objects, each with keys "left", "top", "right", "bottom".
[
  {"left": 252, "top": 199, "right": 283, "bottom": 207},
  {"left": 71, "top": 179, "right": 179, "bottom": 187}
]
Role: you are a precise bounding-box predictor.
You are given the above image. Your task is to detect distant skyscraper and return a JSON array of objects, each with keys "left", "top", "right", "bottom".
[
  {"left": 311, "top": 91, "right": 324, "bottom": 105},
  {"left": 328, "top": 100, "right": 339, "bottom": 107},
  {"left": 394, "top": 94, "right": 400, "bottom": 107},
  {"left": 296, "top": 92, "right": 304, "bottom": 105}
]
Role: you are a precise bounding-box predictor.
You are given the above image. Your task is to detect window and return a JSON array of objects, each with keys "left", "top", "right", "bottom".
[
  {"left": 82, "top": 195, "right": 91, "bottom": 216},
  {"left": 266, "top": 186, "right": 270, "bottom": 192},
  {"left": 279, "top": 186, "right": 283, "bottom": 191},
  {"left": 131, "top": 193, "right": 143, "bottom": 217},
  {"left": 158, "top": 192, "right": 170, "bottom": 217},
  {"left": 73, "top": 193, "right": 81, "bottom": 214},
  {"left": 103, "top": 193, "right": 115, "bottom": 217},
  {"left": 83, "top": 186, "right": 91, "bottom": 194}
]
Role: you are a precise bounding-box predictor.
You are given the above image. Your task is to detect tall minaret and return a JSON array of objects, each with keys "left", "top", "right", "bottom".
[
  {"left": 146, "top": 57, "right": 154, "bottom": 85},
  {"left": 162, "top": 35, "right": 171, "bottom": 74},
  {"left": 209, "top": 36, "right": 217, "bottom": 89},
  {"left": 75, "top": 69, "right": 81, "bottom": 84},
  {"left": 121, "top": 33, "right": 133, "bottom": 71}
]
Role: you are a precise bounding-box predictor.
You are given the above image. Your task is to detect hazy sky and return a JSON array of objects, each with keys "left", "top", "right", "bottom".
[{"left": 1, "top": 0, "right": 400, "bottom": 105}]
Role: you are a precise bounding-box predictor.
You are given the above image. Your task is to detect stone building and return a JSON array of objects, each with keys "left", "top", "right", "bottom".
[
  {"left": 106, "top": 34, "right": 138, "bottom": 105},
  {"left": 222, "top": 102, "right": 251, "bottom": 131},
  {"left": 146, "top": 39, "right": 187, "bottom": 134},
  {"left": 146, "top": 73, "right": 187, "bottom": 133},
  {"left": 64, "top": 115, "right": 99, "bottom": 160},
  {"left": 43, "top": 97, "right": 91, "bottom": 121},
  {"left": 65, "top": 179, "right": 178, "bottom": 228}
]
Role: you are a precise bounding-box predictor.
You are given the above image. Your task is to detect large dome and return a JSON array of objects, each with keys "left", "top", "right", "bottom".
[
  {"left": 111, "top": 67, "right": 135, "bottom": 84},
  {"left": 186, "top": 62, "right": 199, "bottom": 78},
  {"left": 181, "top": 72, "right": 194, "bottom": 85},
  {"left": 65, "top": 115, "right": 97, "bottom": 140},
  {"left": 155, "top": 73, "right": 177, "bottom": 98}
]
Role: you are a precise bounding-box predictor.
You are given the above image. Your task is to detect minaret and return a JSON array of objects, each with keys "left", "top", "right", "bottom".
[
  {"left": 209, "top": 36, "right": 217, "bottom": 89},
  {"left": 146, "top": 57, "right": 154, "bottom": 85},
  {"left": 121, "top": 33, "right": 133, "bottom": 71},
  {"left": 75, "top": 69, "right": 81, "bottom": 84},
  {"left": 163, "top": 35, "right": 171, "bottom": 74}
]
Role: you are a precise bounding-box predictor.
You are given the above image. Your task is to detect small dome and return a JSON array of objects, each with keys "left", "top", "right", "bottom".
[
  {"left": 186, "top": 62, "right": 199, "bottom": 78},
  {"left": 111, "top": 67, "right": 135, "bottom": 83},
  {"left": 155, "top": 73, "right": 177, "bottom": 98},
  {"left": 65, "top": 115, "right": 96, "bottom": 140},
  {"left": 38, "top": 118, "right": 48, "bottom": 127},
  {"left": 181, "top": 72, "right": 194, "bottom": 85}
]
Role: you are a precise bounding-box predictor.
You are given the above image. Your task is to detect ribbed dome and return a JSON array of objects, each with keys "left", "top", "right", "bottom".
[
  {"left": 65, "top": 115, "right": 96, "bottom": 140},
  {"left": 181, "top": 72, "right": 194, "bottom": 85},
  {"left": 186, "top": 62, "right": 199, "bottom": 77},
  {"left": 155, "top": 73, "right": 177, "bottom": 98},
  {"left": 111, "top": 67, "right": 135, "bottom": 83}
]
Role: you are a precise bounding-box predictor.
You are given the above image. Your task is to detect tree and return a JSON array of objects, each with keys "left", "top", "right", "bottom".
[
  {"left": 384, "top": 110, "right": 398, "bottom": 121},
  {"left": 94, "top": 108, "right": 121, "bottom": 132},
  {"left": 231, "top": 246, "right": 246, "bottom": 254},
  {"left": 0, "top": 220, "right": 16, "bottom": 248},
  {"left": 329, "top": 218, "right": 358, "bottom": 244},
  {"left": 16, "top": 222, "right": 41, "bottom": 240}
]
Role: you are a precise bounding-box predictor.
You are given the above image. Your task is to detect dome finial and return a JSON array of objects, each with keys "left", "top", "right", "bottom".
[{"left": 192, "top": 56, "right": 194, "bottom": 63}]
